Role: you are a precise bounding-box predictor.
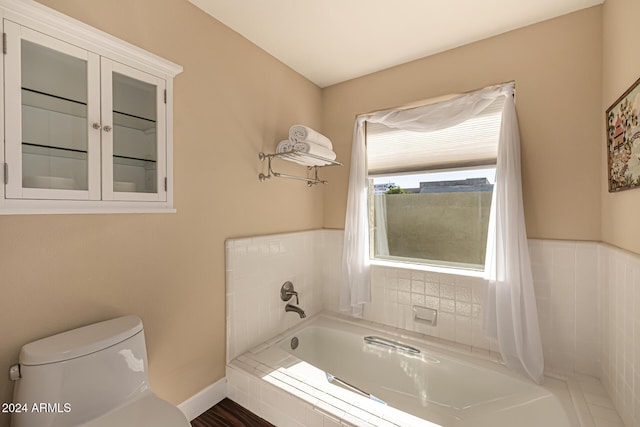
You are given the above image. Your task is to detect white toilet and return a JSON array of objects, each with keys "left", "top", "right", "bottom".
[{"left": 9, "top": 315, "right": 190, "bottom": 427}]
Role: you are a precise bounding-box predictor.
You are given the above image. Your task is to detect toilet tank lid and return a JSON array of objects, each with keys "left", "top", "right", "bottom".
[{"left": 20, "top": 315, "right": 144, "bottom": 366}]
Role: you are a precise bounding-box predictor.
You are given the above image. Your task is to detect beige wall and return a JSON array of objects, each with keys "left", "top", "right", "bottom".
[
  {"left": 0, "top": 0, "right": 323, "bottom": 424},
  {"left": 602, "top": 0, "right": 640, "bottom": 255},
  {"left": 322, "top": 7, "right": 603, "bottom": 243}
]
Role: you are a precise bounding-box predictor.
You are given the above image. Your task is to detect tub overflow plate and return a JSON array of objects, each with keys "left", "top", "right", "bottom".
[{"left": 291, "top": 337, "right": 299, "bottom": 350}]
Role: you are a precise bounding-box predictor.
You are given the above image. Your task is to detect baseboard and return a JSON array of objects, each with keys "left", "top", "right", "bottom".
[{"left": 178, "top": 377, "right": 227, "bottom": 421}]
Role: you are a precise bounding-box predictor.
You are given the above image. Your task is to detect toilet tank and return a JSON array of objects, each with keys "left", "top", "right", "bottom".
[{"left": 11, "top": 315, "right": 151, "bottom": 427}]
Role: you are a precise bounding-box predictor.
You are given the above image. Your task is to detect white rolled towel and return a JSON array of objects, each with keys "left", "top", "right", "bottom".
[
  {"left": 276, "top": 139, "right": 321, "bottom": 166},
  {"left": 276, "top": 139, "right": 293, "bottom": 153},
  {"left": 289, "top": 125, "right": 333, "bottom": 149},
  {"left": 292, "top": 142, "right": 336, "bottom": 162}
]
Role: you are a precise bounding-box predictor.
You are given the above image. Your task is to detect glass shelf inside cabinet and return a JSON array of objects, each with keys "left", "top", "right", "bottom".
[
  {"left": 21, "top": 142, "right": 88, "bottom": 191},
  {"left": 113, "top": 153, "right": 157, "bottom": 166},
  {"left": 22, "top": 87, "right": 87, "bottom": 118},
  {"left": 113, "top": 110, "right": 156, "bottom": 132},
  {"left": 21, "top": 87, "right": 89, "bottom": 156},
  {"left": 22, "top": 142, "right": 87, "bottom": 160}
]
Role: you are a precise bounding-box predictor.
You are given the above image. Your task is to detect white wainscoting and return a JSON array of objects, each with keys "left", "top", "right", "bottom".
[{"left": 599, "top": 244, "right": 640, "bottom": 427}]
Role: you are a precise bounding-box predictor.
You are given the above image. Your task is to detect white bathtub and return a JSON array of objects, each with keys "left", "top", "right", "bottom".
[{"left": 227, "top": 314, "right": 582, "bottom": 427}]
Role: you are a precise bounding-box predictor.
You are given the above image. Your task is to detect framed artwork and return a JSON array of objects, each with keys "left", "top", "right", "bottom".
[{"left": 606, "top": 76, "right": 640, "bottom": 192}]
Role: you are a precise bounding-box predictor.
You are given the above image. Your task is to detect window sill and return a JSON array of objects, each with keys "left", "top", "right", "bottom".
[{"left": 369, "top": 258, "right": 485, "bottom": 278}]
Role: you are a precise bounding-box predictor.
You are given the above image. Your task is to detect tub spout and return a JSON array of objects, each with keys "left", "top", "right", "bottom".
[{"left": 285, "top": 303, "right": 306, "bottom": 318}]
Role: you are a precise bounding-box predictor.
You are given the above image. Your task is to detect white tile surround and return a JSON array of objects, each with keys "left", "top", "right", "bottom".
[
  {"left": 600, "top": 244, "right": 640, "bottom": 427},
  {"left": 226, "top": 230, "right": 636, "bottom": 426},
  {"left": 226, "top": 230, "right": 326, "bottom": 362}
]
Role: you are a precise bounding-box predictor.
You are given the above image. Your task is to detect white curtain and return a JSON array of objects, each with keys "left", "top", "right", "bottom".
[
  {"left": 341, "top": 82, "right": 544, "bottom": 382},
  {"left": 483, "top": 93, "right": 544, "bottom": 383},
  {"left": 341, "top": 119, "right": 370, "bottom": 317}
]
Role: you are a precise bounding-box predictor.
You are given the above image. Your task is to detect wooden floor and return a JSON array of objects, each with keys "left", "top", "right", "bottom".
[{"left": 191, "top": 398, "right": 274, "bottom": 427}]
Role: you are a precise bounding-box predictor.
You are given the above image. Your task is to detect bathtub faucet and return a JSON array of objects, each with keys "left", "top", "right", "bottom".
[
  {"left": 281, "top": 281, "right": 306, "bottom": 318},
  {"left": 285, "top": 303, "right": 307, "bottom": 318},
  {"left": 280, "top": 281, "right": 299, "bottom": 304}
]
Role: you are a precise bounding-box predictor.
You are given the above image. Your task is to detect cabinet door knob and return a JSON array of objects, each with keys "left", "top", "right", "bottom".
[
  {"left": 103, "top": 125, "right": 112, "bottom": 132},
  {"left": 92, "top": 123, "right": 102, "bottom": 130}
]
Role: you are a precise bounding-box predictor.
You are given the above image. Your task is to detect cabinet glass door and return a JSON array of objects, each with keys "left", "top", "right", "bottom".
[
  {"left": 4, "top": 21, "right": 100, "bottom": 200},
  {"left": 101, "top": 60, "right": 166, "bottom": 201}
]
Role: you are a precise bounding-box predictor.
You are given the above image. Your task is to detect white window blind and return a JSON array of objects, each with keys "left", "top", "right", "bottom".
[{"left": 366, "top": 97, "right": 505, "bottom": 175}]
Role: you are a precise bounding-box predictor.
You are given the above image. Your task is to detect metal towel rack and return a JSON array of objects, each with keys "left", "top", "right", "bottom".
[{"left": 258, "top": 149, "right": 342, "bottom": 187}]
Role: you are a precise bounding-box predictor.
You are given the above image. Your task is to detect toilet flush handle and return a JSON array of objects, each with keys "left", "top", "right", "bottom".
[{"left": 9, "top": 364, "right": 20, "bottom": 381}]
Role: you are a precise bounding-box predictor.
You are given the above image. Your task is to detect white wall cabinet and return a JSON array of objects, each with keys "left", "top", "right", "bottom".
[{"left": 0, "top": 0, "right": 182, "bottom": 214}]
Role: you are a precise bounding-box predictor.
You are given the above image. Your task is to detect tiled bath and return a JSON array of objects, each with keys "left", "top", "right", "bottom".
[
  {"left": 225, "top": 230, "right": 634, "bottom": 426},
  {"left": 226, "top": 313, "right": 620, "bottom": 427}
]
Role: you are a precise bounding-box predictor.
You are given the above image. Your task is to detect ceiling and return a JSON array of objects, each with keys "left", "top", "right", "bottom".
[{"left": 188, "top": 0, "right": 603, "bottom": 88}]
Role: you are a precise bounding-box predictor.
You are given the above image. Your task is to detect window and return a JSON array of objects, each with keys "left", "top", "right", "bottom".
[{"left": 365, "top": 96, "right": 504, "bottom": 271}]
